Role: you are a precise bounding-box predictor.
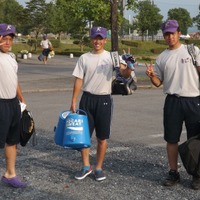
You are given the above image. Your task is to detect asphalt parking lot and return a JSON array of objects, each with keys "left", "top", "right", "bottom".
[{"left": 0, "top": 54, "right": 199, "bottom": 200}]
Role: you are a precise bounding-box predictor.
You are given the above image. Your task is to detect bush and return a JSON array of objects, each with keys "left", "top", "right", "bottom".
[
  {"left": 73, "top": 40, "right": 79, "bottom": 45},
  {"left": 155, "top": 40, "right": 166, "bottom": 45},
  {"left": 141, "top": 56, "right": 155, "bottom": 62},
  {"left": 121, "top": 40, "right": 142, "bottom": 48},
  {"left": 151, "top": 47, "right": 166, "bottom": 54}
]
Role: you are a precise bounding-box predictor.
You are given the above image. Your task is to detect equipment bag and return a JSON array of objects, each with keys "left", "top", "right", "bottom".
[
  {"left": 178, "top": 134, "right": 200, "bottom": 177},
  {"left": 110, "top": 51, "right": 137, "bottom": 95},
  {"left": 20, "top": 110, "right": 37, "bottom": 147},
  {"left": 112, "top": 76, "right": 137, "bottom": 95}
]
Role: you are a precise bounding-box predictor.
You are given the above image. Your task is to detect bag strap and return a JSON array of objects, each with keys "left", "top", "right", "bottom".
[
  {"left": 110, "top": 51, "right": 120, "bottom": 70},
  {"left": 187, "top": 44, "right": 197, "bottom": 67}
]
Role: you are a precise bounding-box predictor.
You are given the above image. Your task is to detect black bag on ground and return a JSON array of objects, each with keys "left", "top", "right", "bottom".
[
  {"left": 20, "top": 110, "right": 36, "bottom": 147},
  {"left": 178, "top": 135, "right": 200, "bottom": 177},
  {"left": 112, "top": 76, "right": 137, "bottom": 95}
]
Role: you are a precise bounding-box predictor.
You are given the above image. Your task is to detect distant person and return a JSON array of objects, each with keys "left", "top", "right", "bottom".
[
  {"left": 146, "top": 20, "right": 200, "bottom": 190},
  {"left": 70, "top": 26, "right": 134, "bottom": 181},
  {"left": 40, "top": 34, "right": 52, "bottom": 64},
  {"left": 0, "top": 23, "right": 27, "bottom": 188}
]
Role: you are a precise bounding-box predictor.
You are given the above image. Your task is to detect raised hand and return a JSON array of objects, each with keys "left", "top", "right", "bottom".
[
  {"left": 145, "top": 62, "right": 155, "bottom": 78},
  {"left": 0, "top": 36, "right": 5, "bottom": 46},
  {"left": 122, "top": 48, "right": 137, "bottom": 70}
]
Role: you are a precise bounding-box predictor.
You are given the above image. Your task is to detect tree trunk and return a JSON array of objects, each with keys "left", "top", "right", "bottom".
[{"left": 111, "top": 0, "right": 118, "bottom": 51}]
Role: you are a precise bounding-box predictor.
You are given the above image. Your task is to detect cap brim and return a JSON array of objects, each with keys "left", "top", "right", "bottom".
[
  {"left": 163, "top": 28, "right": 177, "bottom": 34},
  {"left": 91, "top": 33, "right": 106, "bottom": 39},
  {"left": 0, "top": 32, "right": 16, "bottom": 36}
]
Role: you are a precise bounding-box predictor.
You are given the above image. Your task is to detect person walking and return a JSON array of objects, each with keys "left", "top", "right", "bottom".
[
  {"left": 0, "top": 23, "right": 27, "bottom": 188},
  {"left": 40, "top": 34, "right": 52, "bottom": 65},
  {"left": 146, "top": 20, "right": 200, "bottom": 190},
  {"left": 70, "top": 26, "right": 133, "bottom": 181}
]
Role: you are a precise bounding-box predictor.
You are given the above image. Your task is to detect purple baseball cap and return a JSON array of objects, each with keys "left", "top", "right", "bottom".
[
  {"left": 91, "top": 27, "right": 107, "bottom": 39},
  {"left": 161, "top": 20, "right": 179, "bottom": 34},
  {"left": 0, "top": 23, "right": 16, "bottom": 36}
]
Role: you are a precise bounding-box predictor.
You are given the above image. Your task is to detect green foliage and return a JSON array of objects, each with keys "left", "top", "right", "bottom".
[
  {"left": 184, "top": 39, "right": 200, "bottom": 46},
  {"left": 133, "top": 0, "right": 163, "bottom": 41},
  {"left": 121, "top": 40, "right": 142, "bottom": 48},
  {"left": 11, "top": 38, "right": 200, "bottom": 62},
  {"left": 151, "top": 47, "right": 167, "bottom": 54},
  {"left": 0, "top": 0, "right": 24, "bottom": 28},
  {"left": 167, "top": 8, "right": 193, "bottom": 35},
  {"left": 50, "top": 39, "right": 60, "bottom": 48},
  {"left": 119, "top": 40, "right": 168, "bottom": 57},
  {"left": 24, "top": 0, "right": 50, "bottom": 38},
  {"left": 155, "top": 40, "right": 167, "bottom": 45},
  {"left": 193, "top": 4, "right": 200, "bottom": 31},
  {"left": 12, "top": 43, "right": 30, "bottom": 54}
]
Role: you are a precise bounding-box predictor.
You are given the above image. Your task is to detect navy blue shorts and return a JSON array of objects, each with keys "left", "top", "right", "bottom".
[
  {"left": 164, "top": 95, "right": 200, "bottom": 143},
  {"left": 42, "top": 48, "right": 50, "bottom": 56},
  {"left": 79, "top": 92, "right": 113, "bottom": 140},
  {"left": 0, "top": 97, "right": 21, "bottom": 148}
]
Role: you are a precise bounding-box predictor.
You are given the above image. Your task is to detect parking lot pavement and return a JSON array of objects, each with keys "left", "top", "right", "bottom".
[{"left": 0, "top": 55, "right": 198, "bottom": 200}]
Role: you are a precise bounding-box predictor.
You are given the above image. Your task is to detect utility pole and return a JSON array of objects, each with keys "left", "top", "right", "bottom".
[{"left": 110, "top": 0, "right": 118, "bottom": 51}]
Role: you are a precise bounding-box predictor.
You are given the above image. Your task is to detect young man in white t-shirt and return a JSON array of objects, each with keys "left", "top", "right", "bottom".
[
  {"left": 40, "top": 34, "right": 52, "bottom": 64},
  {"left": 70, "top": 26, "right": 132, "bottom": 181},
  {"left": 146, "top": 20, "right": 200, "bottom": 190},
  {"left": 0, "top": 23, "right": 27, "bottom": 188}
]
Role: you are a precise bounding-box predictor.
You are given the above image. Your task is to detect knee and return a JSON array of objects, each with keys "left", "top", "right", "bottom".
[{"left": 97, "top": 138, "right": 107, "bottom": 145}]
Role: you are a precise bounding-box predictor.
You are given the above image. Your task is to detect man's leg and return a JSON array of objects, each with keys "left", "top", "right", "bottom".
[
  {"left": 4, "top": 144, "right": 17, "bottom": 178},
  {"left": 96, "top": 138, "right": 107, "bottom": 170},
  {"left": 167, "top": 142, "right": 178, "bottom": 171},
  {"left": 74, "top": 147, "right": 92, "bottom": 180},
  {"left": 81, "top": 147, "right": 90, "bottom": 167},
  {"left": 44, "top": 56, "right": 47, "bottom": 64},
  {"left": 163, "top": 142, "right": 180, "bottom": 186},
  {"left": 2, "top": 144, "right": 27, "bottom": 188},
  {"left": 94, "top": 138, "right": 107, "bottom": 181}
]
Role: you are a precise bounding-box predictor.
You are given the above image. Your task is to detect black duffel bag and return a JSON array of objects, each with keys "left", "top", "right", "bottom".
[
  {"left": 20, "top": 110, "right": 37, "bottom": 147},
  {"left": 112, "top": 76, "right": 137, "bottom": 96},
  {"left": 178, "top": 135, "right": 200, "bottom": 177}
]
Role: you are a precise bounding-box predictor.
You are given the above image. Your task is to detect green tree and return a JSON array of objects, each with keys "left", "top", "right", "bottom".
[
  {"left": 134, "top": 0, "right": 163, "bottom": 41},
  {"left": 53, "top": 0, "right": 111, "bottom": 51},
  {"left": 119, "top": 17, "right": 131, "bottom": 37},
  {"left": 193, "top": 4, "right": 200, "bottom": 31},
  {"left": 126, "top": 0, "right": 138, "bottom": 10},
  {"left": 167, "top": 8, "right": 193, "bottom": 35},
  {"left": 22, "top": 0, "right": 50, "bottom": 50},
  {"left": 119, "top": 0, "right": 138, "bottom": 37},
  {"left": 44, "top": 1, "right": 69, "bottom": 40},
  {"left": 0, "top": 0, "right": 24, "bottom": 32},
  {"left": 24, "top": 1, "right": 47, "bottom": 36}
]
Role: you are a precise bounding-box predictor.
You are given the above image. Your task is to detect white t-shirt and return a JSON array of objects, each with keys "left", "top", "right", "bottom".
[
  {"left": 40, "top": 39, "right": 51, "bottom": 49},
  {"left": 154, "top": 44, "right": 200, "bottom": 97},
  {"left": 0, "top": 52, "right": 18, "bottom": 99},
  {"left": 72, "top": 50, "right": 113, "bottom": 95}
]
